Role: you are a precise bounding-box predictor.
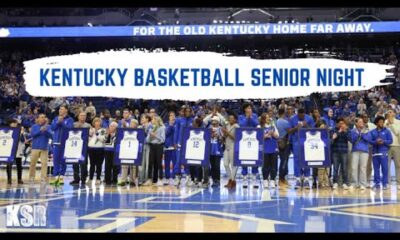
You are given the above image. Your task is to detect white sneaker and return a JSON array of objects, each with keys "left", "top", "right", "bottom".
[
  {"left": 348, "top": 185, "right": 354, "bottom": 190},
  {"left": 96, "top": 180, "right": 101, "bottom": 185},
  {"left": 342, "top": 184, "right": 349, "bottom": 190},
  {"left": 251, "top": 174, "right": 257, "bottom": 181},
  {"left": 269, "top": 180, "right": 276, "bottom": 189},
  {"left": 397, "top": 185, "right": 400, "bottom": 190},
  {"left": 186, "top": 179, "right": 195, "bottom": 187},
  {"left": 294, "top": 178, "right": 302, "bottom": 189},
  {"left": 263, "top": 180, "right": 269, "bottom": 188},
  {"left": 157, "top": 180, "right": 163, "bottom": 186},
  {"left": 184, "top": 175, "right": 190, "bottom": 185},
  {"left": 143, "top": 179, "right": 152, "bottom": 186},
  {"left": 243, "top": 176, "right": 248, "bottom": 188},
  {"left": 174, "top": 176, "right": 180, "bottom": 186},
  {"left": 332, "top": 183, "right": 338, "bottom": 189},
  {"left": 360, "top": 186, "right": 366, "bottom": 190},
  {"left": 169, "top": 178, "right": 174, "bottom": 185},
  {"left": 163, "top": 178, "right": 169, "bottom": 185},
  {"left": 303, "top": 178, "right": 310, "bottom": 189}
]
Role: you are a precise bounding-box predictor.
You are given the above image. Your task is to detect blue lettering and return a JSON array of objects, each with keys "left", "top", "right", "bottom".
[
  {"left": 251, "top": 69, "right": 261, "bottom": 86},
  {"left": 40, "top": 68, "right": 50, "bottom": 86},
  {"left": 134, "top": 69, "right": 143, "bottom": 86}
]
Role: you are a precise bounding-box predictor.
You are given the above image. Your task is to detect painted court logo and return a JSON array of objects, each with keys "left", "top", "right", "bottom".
[{"left": 6, "top": 205, "right": 47, "bottom": 227}]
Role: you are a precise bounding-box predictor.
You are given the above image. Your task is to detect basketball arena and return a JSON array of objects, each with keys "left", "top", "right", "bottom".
[{"left": 0, "top": 7, "right": 400, "bottom": 233}]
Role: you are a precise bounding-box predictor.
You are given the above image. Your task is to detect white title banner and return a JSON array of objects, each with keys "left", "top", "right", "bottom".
[{"left": 23, "top": 50, "right": 392, "bottom": 100}]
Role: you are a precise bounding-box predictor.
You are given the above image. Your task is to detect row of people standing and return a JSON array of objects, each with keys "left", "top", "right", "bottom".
[{"left": 6, "top": 103, "right": 400, "bottom": 192}]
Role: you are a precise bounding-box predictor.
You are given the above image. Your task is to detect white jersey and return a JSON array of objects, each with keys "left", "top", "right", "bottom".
[
  {"left": 64, "top": 130, "right": 83, "bottom": 160},
  {"left": 0, "top": 130, "right": 14, "bottom": 158},
  {"left": 185, "top": 130, "right": 205, "bottom": 161},
  {"left": 239, "top": 131, "right": 258, "bottom": 160},
  {"left": 119, "top": 131, "right": 139, "bottom": 160},
  {"left": 304, "top": 131, "right": 325, "bottom": 161}
]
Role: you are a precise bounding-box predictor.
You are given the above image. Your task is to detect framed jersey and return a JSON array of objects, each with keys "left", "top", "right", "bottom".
[
  {"left": 180, "top": 127, "right": 211, "bottom": 166},
  {"left": 298, "top": 128, "right": 331, "bottom": 168},
  {"left": 114, "top": 128, "right": 145, "bottom": 166},
  {"left": 0, "top": 127, "right": 21, "bottom": 164},
  {"left": 61, "top": 128, "right": 89, "bottom": 164},
  {"left": 234, "top": 128, "right": 264, "bottom": 167}
]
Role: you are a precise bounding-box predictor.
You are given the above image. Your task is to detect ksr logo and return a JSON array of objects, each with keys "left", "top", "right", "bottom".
[{"left": 6, "top": 205, "right": 47, "bottom": 227}]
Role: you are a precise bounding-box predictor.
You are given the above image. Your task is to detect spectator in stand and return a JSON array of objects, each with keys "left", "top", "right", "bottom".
[
  {"left": 357, "top": 99, "right": 367, "bottom": 116},
  {"left": 85, "top": 101, "right": 96, "bottom": 123},
  {"left": 101, "top": 109, "right": 112, "bottom": 129}
]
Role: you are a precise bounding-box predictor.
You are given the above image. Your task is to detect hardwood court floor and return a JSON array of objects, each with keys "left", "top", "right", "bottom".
[{"left": 0, "top": 177, "right": 399, "bottom": 232}]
